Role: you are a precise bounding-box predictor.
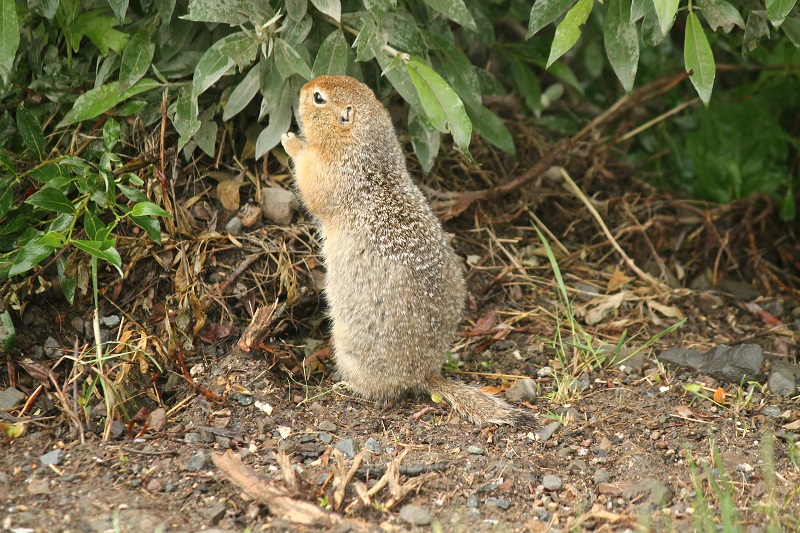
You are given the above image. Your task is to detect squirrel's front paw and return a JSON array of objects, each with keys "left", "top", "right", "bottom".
[{"left": 281, "top": 132, "right": 303, "bottom": 159}]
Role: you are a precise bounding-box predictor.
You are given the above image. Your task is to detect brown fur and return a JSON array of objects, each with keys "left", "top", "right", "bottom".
[{"left": 281, "top": 75, "right": 531, "bottom": 425}]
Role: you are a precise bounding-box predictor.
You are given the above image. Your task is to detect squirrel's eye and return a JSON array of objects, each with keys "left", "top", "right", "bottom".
[{"left": 313, "top": 92, "right": 326, "bottom": 105}]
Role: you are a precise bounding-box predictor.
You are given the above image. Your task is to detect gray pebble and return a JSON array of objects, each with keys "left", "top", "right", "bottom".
[
  {"left": 364, "top": 437, "right": 383, "bottom": 454},
  {"left": 542, "top": 474, "right": 562, "bottom": 491},
  {"left": 185, "top": 451, "right": 208, "bottom": 472},
  {"left": 537, "top": 366, "right": 554, "bottom": 378},
  {"left": 398, "top": 503, "right": 432, "bottom": 526},
  {"left": 205, "top": 502, "right": 227, "bottom": 524},
  {"left": 466, "top": 445, "right": 484, "bottom": 455},
  {"left": 335, "top": 438, "right": 360, "bottom": 458},
  {"left": 466, "top": 494, "right": 479, "bottom": 508},
  {"left": 593, "top": 468, "right": 610, "bottom": 484},
  {"left": 308, "top": 402, "right": 326, "bottom": 416},
  {"left": 318, "top": 432, "right": 334, "bottom": 444},
  {"left": 485, "top": 497, "right": 510, "bottom": 510},
  {"left": 768, "top": 368, "right": 797, "bottom": 397},
  {"left": 99, "top": 315, "right": 120, "bottom": 328},
  {"left": 43, "top": 336, "right": 60, "bottom": 357},
  {"left": 317, "top": 420, "right": 337, "bottom": 432},
  {"left": 231, "top": 392, "right": 254, "bottom": 406},
  {"left": 184, "top": 432, "right": 202, "bottom": 445},
  {"left": 39, "top": 449, "right": 63, "bottom": 466},
  {"left": 505, "top": 378, "right": 538, "bottom": 402},
  {"left": 110, "top": 420, "right": 125, "bottom": 438},
  {"left": 536, "top": 421, "right": 561, "bottom": 442},
  {"left": 0, "top": 387, "right": 25, "bottom": 411},
  {"left": 225, "top": 216, "right": 243, "bottom": 234},
  {"left": 760, "top": 406, "right": 782, "bottom": 418},
  {"left": 568, "top": 459, "right": 588, "bottom": 472}
]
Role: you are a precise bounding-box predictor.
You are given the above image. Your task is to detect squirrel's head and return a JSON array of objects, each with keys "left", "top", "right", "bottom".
[{"left": 297, "top": 75, "right": 392, "bottom": 148}]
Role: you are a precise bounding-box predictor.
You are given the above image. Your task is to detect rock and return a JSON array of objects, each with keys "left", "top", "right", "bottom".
[
  {"left": 542, "top": 474, "right": 562, "bottom": 491},
  {"left": 768, "top": 362, "right": 799, "bottom": 397},
  {"left": 466, "top": 494, "right": 479, "bottom": 508},
  {"left": 146, "top": 479, "right": 163, "bottom": 492},
  {"left": 398, "top": 504, "right": 432, "bottom": 526},
  {"left": 760, "top": 406, "right": 782, "bottom": 418},
  {"left": 225, "top": 216, "right": 243, "bottom": 234},
  {"left": 238, "top": 203, "right": 262, "bottom": 227},
  {"left": 70, "top": 317, "right": 84, "bottom": 333},
  {"left": 39, "top": 449, "right": 63, "bottom": 466},
  {"left": 99, "top": 315, "right": 120, "bottom": 328},
  {"left": 260, "top": 185, "right": 299, "bottom": 225},
  {"left": 0, "top": 387, "right": 25, "bottom": 411},
  {"left": 715, "top": 279, "right": 761, "bottom": 300},
  {"left": 146, "top": 408, "right": 167, "bottom": 432},
  {"left": 623, "top": 477, "right": 673, "bottom": 507},
  {"left": 185, "top": 451, "right": 208, "bottom": 472},
  {"left": 658, "top": 344, "right": 763, "bottom": 384},
  {"left": 317, "top": 420, "right": 337, "bottom": 432},
  {"left": 43, "top": 336, "right": 60, "bottom": 357},
  {"left": 700, "top": 344, "right": 763, "bottom": 383},
  {"left": 308, "top": 402, "right": 326, "bottom": 416},
  {"left": 567, "top": 459, "right": 587, "bottom": 473},
  {"left": 205, "top": 502, "right": 227, "bottom": 524},
  {"left": 364, "top": 437, "right": 383, "bottom": 454},
  {"left": 335, "top": 438, "right": 360, "bottom": 458},
  {"left": 466, "top": 445, "right": 484, "bottom": 455},
  {"left": 27, "top": 478, "right": 50, "bottom": 495},
  {"left": 110, "top": 420, "right": 125, "bottom": 438},
  {"left": 505, "top": 378, "right": 538, "bottom": 402},
  {"left": 575, "top": 283, "right": 601, "bottom": 301},
  {"left": 485, "top": 497, "right": 510, "bottom": 510},
  {"left": 537, "top": 366, "right": 554, "bottom": 378},
  {"left": 536, "top": 421, "right": 561, "bottom": 442},
  {"left": 317, "top": 432, "right": 334, "bottom": 444},
  {"left": 231, "top": 392, "right": 254, "bottom": 406},
  {"left": 593, "top": 468, "right": 610, "bottom": 484}
]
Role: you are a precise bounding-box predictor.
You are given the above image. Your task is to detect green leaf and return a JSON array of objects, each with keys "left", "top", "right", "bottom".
[
  {"left": 195, "top": 106, "right": 218, "bottom": 156},
  {"left": 309, "top": 0, "right": 341, "bottom": 22},
  {"left": 173, "top": 86, "right": 200, "bottom": 150},
  {"left": 684, "top": 12, "right": 715, "bottom": 106},
  {"left": 120, "top": 27, "right": 156, "bottom": 93},
  {"left": 547, "top": 0, "right": 594, "bottom": 68},
  {"left": 56, "top": 256, "right": 76, "bottom": 305},
  {"left": 9, "top": 237, "right": 57, "bottom": 277},
  {"left": 274, "top": 39, "right": 313, "bottom": 81},
  {"left": 405, "top": 58, "right": 473, "bottom": 158},
  {"left": 183, "top": 0, "right": 251, "bottom": 25},
  {"left": 73, "top": 240, "right": 123, "bottom": 275},
  {"left": 630, "top": 0, "right": 648, "bottom": 23},
  {"left": 408, "top": 109, "right": 440, "bottom": 174},
  {"left": 130, "top": 201, "right": 171, "bottom": 218},
  {"left": 421, "top": 0, "right": 477, "bottom": 31},
  {"left": 312, "top": 30, "right": 349, "bottom": 77},
  {"left": 743, "top": 11, "right": 771, "bottom": 58},
  {"left": 0, "top": 310, "right": 16, "bottom": 354},
  {"left": 466, "top": 103, "right": 516, "bottom": 156},
  {"left": 67, "top": 9, "right": 129, "bottom": 55},
  {"left": 37, "top": 231, "right": 67, "bottom": 248},
  {"left": 779, "top": 188, "right": 796, "bottom": 220},
  {"left": 108, "top": 0, "right": 129, "bottom": 22},
  {"left": 223, "top": 66, "right": 261, "bottom": 121},
  {"left": 376, "top": 52, "right": 423, "bottom": 112},
  {"left": 256, "top": 84, "right": 293, "bottom": 159},
  {"left": 783, "top": 14, "right": 800, "bottom": 47},
  {"left": 25, "top": 187, "right": 76, "bottom": 214},
  {"left": 29, "top": 0, "right": 58, "bottom": 19},
  {"left": 286, "top": 0, "right": 308, "bottom": 21},
  {"left": 84, "top": 210, "right": 105, "bottom": 241},
  {"left": 0, "top": 0, "right": 20, "bottom": 85},
  {"left": 652, "top": 0, "right": 679, "bottom": 37},
  {"left": 130, "top": 215, "right": 162, "bottom": 243},
  {"left": 193, "top": 32, "right": 258, "bottom": 97},
  {"left": 507, "top": 56, "right": 542, "bottom": 114},
  {"left": 155, "top": 0, "right": 177, "bottom": 24},
  {"left": 698, "top": 0, "right": 745, "bottom": 33},
  {"left": 117, "top": 182, "right": 149, "bottom": 203},
  {"left": 766, "top": 0, "right": 797, "bottom": 27},
  {"left": 355, "top": 16, "right": 386, "bottom": 62},
  {"left": 58, "top": 79, "right": 160, "bottom": 127},
  {"left": 527, "top": 0, "right": 576, "bottom": 38},
  {"left": 102, "top": 118, "right": 120, "bottom": 151},
  {"left": 604, "top": 0, "right": 639, "bottom": 92},
  {"left": 16, "top": 106, "right": 46, "bottom": 161}
]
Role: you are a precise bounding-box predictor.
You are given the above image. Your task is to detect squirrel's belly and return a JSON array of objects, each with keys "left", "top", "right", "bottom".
[{"left": 322, "top": 231, "right": 459, "bottom": 400}]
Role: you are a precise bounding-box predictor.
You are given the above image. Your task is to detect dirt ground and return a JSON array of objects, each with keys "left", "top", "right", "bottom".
[{"left": 1, "top": 132, "right": 799, "bottom": 532}]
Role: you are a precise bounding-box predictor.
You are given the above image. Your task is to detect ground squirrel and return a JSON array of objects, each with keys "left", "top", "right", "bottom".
[{"left": 281, "top": 75, "right": 531, "bottom": 425}]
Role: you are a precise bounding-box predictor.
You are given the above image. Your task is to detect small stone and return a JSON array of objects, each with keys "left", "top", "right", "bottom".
[
  {"left": 768, "top": 367, "right": 798, "bottom": 397},
  {"left": 536, "top": 421, "right": 561, "bottom": 442},
  {"left": 205, "top": 502, "right": 227, "bottom": 524},
  {"left": 39, "top": 449, "right": 63, "bottom": 466},
  {"left": 466, "top": 445, "right": 484, "bottom": 455},
  {"left": 110, "top": 420, "right": 125, "bottom": 438},
  {"left": 505, "top": 378, "right": 538, "bottom": 402},
  {"left": 700, "top": 344, "right": 763, "bottom": 384},
  {"left": 567, "top": 459, "right": 587, "bottom": 473},
  {"left": 70, "top": 317, "right": 84, "bottom": 333},
  {"left": 623, "top": 477, "right": 673, "bottom": 507},
  {"left": 364, "top": 437, "right": 382, "bottom": 454},
  {"left": 485, "top": 497, "right": 510, "bottom": 510},
  {"left": 308, "top": 402, "right": 326, "bottom": 416},
  {"left": 0, "top": 387, "right": 25, "bottom": 411},
  {"left": 225, "top": 216, "right": 243, "bottom": 234},
  {"left": 466, "top": 494, "right": 479, "bottom": 508},
  {"left": 185, "top": 451, "right": 208, "bottom": 472},
  {"left": 318, "top": 432, "right": 334, "bottom": 444},
  {"left": 146, "top": 479, "right": 163, "bottom": 492},
  {"left": 184, "top": 432, "right": 202, "bottom": 445},
  {"left": 43, "top": 336, "right": 60, "bottom": 357},
  {"left": 146, "top": 408, "right": 167, "bottom": 432},
  {"left": 542, "top": 474, "right": 562, "bottom": 491},
  {"left": 760, "top": 406, "right": 782, "bottom": 418},
  {"left": 99, "top": 315, "right": 120, "bottom": 328},
  {"left": 335, "top": 438, "right": 360, "bottom": 458},
  {"left": 260, "top": 185, "right": 299, "bottom": 226},
  {"left": 317, "top": 420, "right": 337, "bottom": 432},
  {"left": 537, "top": 366, "right": 554, "bottom": 378},
  {"left": 27, "top": 478, "right": 50, "bottom": 495},
  {"left": 231, "top": 392, "right": 254, "bottom": 406},
  {"left": 398, "top": 504, "right": 432, "bottom": 526},
  {"left": 593, "top": 469, "right": 610, "bottom": 484}
]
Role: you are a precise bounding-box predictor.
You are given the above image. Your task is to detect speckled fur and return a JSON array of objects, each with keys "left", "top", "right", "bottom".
[{"left": 281, "top": 75, "right": 530, "bottom": 425}]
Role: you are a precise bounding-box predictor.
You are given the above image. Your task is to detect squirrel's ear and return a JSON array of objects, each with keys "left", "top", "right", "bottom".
[{"left": 340, "top": 106, "right": 353, "bottom": 126}]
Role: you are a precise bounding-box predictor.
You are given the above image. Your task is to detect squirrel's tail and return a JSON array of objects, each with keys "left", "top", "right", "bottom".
[{"left": 424, "top": 375, "right": 535, "bottom": 426}]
